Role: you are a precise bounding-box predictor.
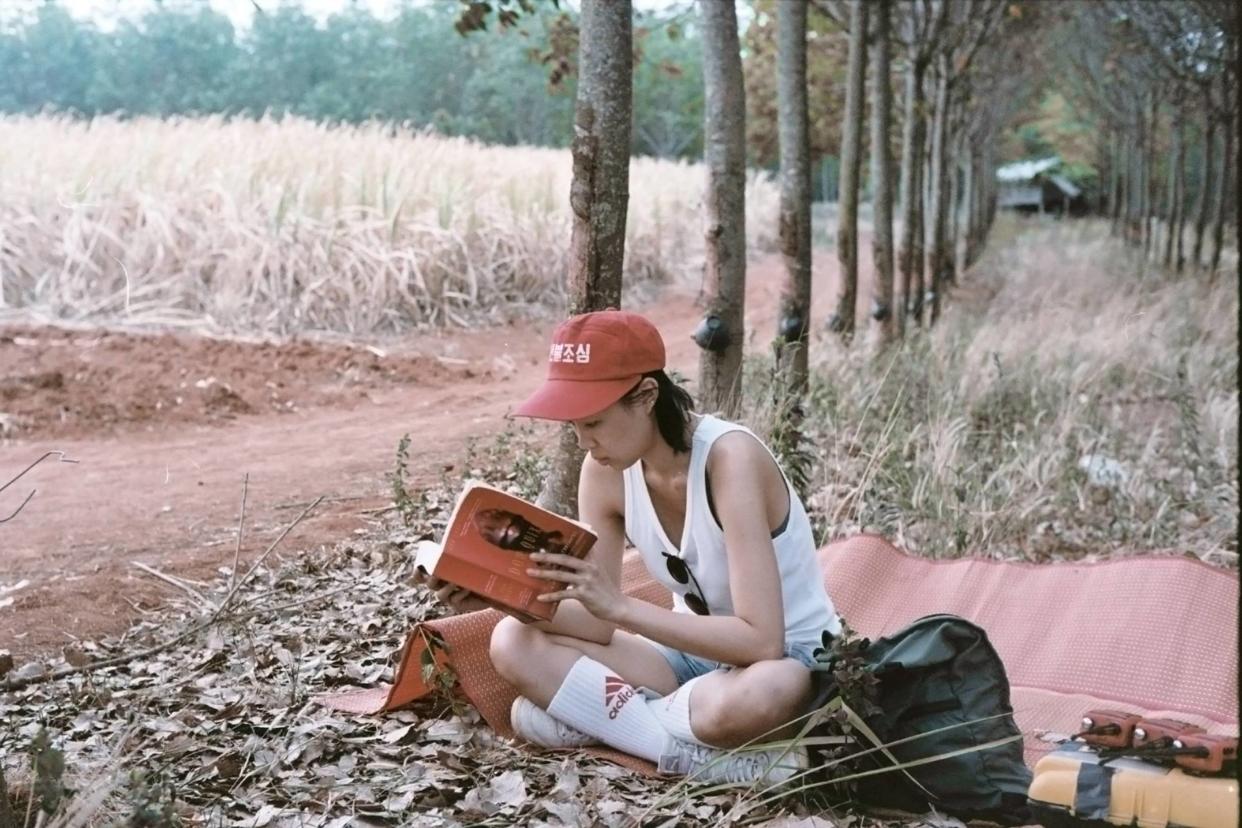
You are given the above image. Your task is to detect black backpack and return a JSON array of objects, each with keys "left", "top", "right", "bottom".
[{"left": 808, "top": 614, "right": 1033, "bottom": 821}]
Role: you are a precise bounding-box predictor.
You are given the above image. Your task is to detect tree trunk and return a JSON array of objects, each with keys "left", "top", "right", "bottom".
[
  {"left": 927, "top": 54, "right": 950, "bottom": 326},
  {"left": 970, "top": 139, "right": 991, "bottom": 263},
  {"left": 1142, "top": 94, "right": 1156, "bottom": 258},
  {"left": 1117, "top": 128, "right": 1127, "bottom": 233},
  {"left": 697, "top": 0, "right": 747, "bottom": 416},
  {"left": 896, "top": 51, "right": 926, "bottom": 338},
  {"left": 1209, "top": 110, "right": 1232, "bottom": 278},
  {"left": 869, "top": 0, "right": 895, "bottom": 348},
  {"left": 986, "top": 146, "right": 997, "bottom": 229},
  {"left": 1122, "top": 131, "right": 1136, "bottom": 244},
  {"left": 1129, "top": 131, "right": 1138, "bottom": 244},
  {"left": 1164, "top": 114, "right": 1183, "bottom": 269},
  {"left": 911, "top": 135, "right": 927, "bottom": 327},
  {"left": 776, "top": 0, "right": 812, "bottom": 390},
  {"left": 986, "top": 140, "right": 997, "bottom": 231},
  {"left": 1175, "top": 117, "right": 1189, "bottom": 272},
  {"left": 962, "top": 143, "right": 976, "bottom": 266},
  {"left": 537, "top": 0, "right": 632, "bottom": 518},
  {"left": 1129, "top": 123, "right": 1142, "bottom": 245},
  {"left": 1192, "top": 90, "right": 1216, "bottom": 269},
  {"left": 832, "top": 0, "right": 868, "bottom": 342},
  {"left": 948, "top": 131, "right": 962, "bottom": 279}
]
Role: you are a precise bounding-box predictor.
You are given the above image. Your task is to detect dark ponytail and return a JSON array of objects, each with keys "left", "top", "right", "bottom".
[{"left": 622, "top": 370, "right": 695, "bottom": 453}]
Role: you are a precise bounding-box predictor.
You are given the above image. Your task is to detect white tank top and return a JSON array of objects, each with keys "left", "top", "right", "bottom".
[{"left": 622, "top": 415, "right": 841, "bottom": 650}]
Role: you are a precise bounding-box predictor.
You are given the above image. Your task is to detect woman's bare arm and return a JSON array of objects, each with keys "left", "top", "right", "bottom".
[
  {"left": 527, "top": 454, "right": 626, "bottom": 644},
  {"left": 530, "top": 433, "right": 789, "bottom": 665}
]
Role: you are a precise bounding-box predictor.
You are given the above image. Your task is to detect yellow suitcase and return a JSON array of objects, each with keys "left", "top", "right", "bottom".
[{"left": 1027, "top": 743, "right": 1239, "bottom": 828}]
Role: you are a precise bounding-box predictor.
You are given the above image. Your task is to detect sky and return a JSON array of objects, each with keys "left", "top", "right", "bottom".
[{"left": 4, "top": 0, "right": 682, "bottom": 31}]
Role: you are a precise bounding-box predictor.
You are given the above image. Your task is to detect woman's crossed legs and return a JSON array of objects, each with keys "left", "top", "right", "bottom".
[{"left": 489, "top": 615, "right": 814, "bottom": 750}]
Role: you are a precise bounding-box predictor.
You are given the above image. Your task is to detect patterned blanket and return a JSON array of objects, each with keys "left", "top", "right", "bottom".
[{"left": 318, "top": 534, "right": 1239, "bottom": 769}]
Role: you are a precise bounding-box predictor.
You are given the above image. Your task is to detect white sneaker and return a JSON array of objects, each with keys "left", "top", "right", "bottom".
[
  {"left": 657, "top": 738, "right": 809, "bottom": 787},
  {"left": 509, "top": 696, "right": 599, "bottom": 748}
]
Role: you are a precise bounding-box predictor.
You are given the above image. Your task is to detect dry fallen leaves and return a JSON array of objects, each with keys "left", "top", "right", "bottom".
[{"left": 0, "top": 532, "right": 878, "bottom": 827}]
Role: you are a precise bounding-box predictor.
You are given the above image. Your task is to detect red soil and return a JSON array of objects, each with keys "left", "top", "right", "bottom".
[{"left": 0, "top": 250, "right": 871, "bottom": 659}]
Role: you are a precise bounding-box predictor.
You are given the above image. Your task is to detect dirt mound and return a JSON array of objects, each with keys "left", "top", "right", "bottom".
[
  {"left": 0, "top": 326, "right": 483, "bottom": 440},
  {"left": 0, "top": 251, "right": 858, "bottom": 659}
]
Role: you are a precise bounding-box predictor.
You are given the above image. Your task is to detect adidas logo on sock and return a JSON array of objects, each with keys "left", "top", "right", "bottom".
[{"left": 603, "top": 675, "right": 635, "bottom": 720}]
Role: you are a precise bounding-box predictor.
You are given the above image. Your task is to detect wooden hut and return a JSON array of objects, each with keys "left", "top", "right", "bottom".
[{"left": 996, "top": 156, "right": 1085, "bottom": 216}]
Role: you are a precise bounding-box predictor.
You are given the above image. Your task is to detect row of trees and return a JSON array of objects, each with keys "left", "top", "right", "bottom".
[
  {"left": 12, "top": 0, "right": 1233, "bottom": 507},
  {"left": 539, "top": 0, "right": 1239, "bottom": 511},
  {"left": 3, "top": 0, "right": 1080, "bottom": 202},
  {"left": 539, "top": 0, "right": 1051, "bottom": 513},
  {"left": 0, "top": 1, "right": 704, "bottom": 158},
  {"left": 1064, "top": 0, "right": 1238, "bottom": 277},
  {"left": 819, "top": 0, "right": 1059, "bottom": 346}
]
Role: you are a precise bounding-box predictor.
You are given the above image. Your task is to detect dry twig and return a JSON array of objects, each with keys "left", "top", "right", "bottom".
[
  {"left": 0, "top": 495, "right": 324, "bottom": 692},
  {"left": 128, "top": 562, "right": 210, "bottom": 609},
  {"left": 228, "top": 473, "right": 249, "bottom": 594},
  {"left": 0, "top": 451, "right": 80, "bottom": 524}
]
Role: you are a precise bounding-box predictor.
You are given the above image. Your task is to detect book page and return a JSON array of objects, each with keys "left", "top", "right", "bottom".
[{"left": 413, "top": 540, "right": 443, "bottom": 575}]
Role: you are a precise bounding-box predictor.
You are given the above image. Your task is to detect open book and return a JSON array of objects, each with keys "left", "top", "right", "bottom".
[{"left": 415, "top": 483, "right": 598, "bottom": 622}]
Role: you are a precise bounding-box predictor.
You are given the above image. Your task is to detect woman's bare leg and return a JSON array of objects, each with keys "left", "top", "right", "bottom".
[
  {"left": 659, "top": 659, "right": 814, "bottom": 748},
  {"left": 493, "top": 617, "right": 813, "bottom": 747},
  {"left": 489, "top": 616, "right": 679, "bottom": 708}
]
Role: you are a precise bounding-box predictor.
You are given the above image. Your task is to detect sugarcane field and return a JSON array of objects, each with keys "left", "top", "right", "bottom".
[{"left": 0, "top": 1, "right": 1237, "bottom": 827}]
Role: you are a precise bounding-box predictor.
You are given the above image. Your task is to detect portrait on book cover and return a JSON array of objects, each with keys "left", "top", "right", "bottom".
[{"left": 473, "top": 508, "right": 568, "bottom": 556}]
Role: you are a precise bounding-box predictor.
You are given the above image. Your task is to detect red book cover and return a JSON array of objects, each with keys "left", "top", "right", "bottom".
[{"left": 415, "top": 484, "right": 598, "bottom": 622}]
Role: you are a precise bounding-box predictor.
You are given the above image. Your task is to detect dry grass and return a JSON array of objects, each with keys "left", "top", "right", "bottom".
[
  {"left": 0, "top": 114, "right": 780, "bottom": 336},
  {"left": 746, "top": 216, "right": 1237, "bottom": 565}
]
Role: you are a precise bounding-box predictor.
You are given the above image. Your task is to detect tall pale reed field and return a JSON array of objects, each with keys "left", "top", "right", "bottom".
[
  {"left": 0, "top": 115, "right": 779, "bottom": 335},
  {"left": 746, "top": 217, "right": 1237, "bottom": 565}
]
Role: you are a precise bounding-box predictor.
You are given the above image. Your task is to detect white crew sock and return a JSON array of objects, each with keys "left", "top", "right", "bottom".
[
  {"left": 545, "top": 656, "right": 672, "bottom": 762},
  {"left": 649, "top": 673, "right": 709, "bottom": 745}
]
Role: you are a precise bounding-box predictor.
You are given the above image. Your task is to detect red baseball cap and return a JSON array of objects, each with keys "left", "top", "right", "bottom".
[{"left": 513, "top": 309, "right": 666, "bottom": 421}]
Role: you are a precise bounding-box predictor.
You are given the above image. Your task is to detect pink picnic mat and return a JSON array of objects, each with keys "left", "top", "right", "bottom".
[
  {"left": 318, "top": 534, "right": 1239, "bottom": 768},
  {"left": 822, "top": 535, "right": 1238, "bottom": 766}
]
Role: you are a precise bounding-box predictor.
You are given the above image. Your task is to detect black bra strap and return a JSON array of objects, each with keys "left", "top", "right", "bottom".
[{"left": 705, "top": 469, "right": 790, "bottom": 539}]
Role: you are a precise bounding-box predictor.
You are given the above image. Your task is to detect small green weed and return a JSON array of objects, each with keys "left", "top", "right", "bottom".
[{"left": 388, "top": 433, "right": 418, "bottom": 527}]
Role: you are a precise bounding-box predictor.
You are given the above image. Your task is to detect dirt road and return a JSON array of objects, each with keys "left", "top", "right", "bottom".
[{"left": 1, "top": 249, "right": 872, "bottom": 658}]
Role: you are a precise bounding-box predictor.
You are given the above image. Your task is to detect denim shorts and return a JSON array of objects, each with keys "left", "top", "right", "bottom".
[{"left": 644, "top": 638, "right": 821, "bottom": 687}]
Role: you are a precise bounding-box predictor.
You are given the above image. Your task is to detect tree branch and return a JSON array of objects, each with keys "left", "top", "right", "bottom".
[
  {"left": 0, "top": 495, "right": 324, "bottom": 692},
  {"left": 0, "top": 451, "right": 79, "bottom": 524}
]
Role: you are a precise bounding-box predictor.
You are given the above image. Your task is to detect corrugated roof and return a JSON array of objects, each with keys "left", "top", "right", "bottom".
[
  {"left": 1048, "top": 173, "right": 1081, "bottom": 198},
  {"left": 996, "top": 156, "right": 1060, "bottom": 182}
]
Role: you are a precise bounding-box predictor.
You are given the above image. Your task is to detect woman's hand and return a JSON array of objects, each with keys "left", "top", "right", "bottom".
[
  {"left": 527, "top": 551, "right": 625, "bottom": 623},
  {"left": 432, "top": 578, "right": 496, "bottom": 615},
  {"left": 412, "top": 567, "right": 495, "bottom": 616}
]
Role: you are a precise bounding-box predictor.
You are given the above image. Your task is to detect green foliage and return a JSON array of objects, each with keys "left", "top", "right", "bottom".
[
  {"left": 455, "top": 0, "right": 551, "bottom": 36},
  {"left": 0, "top": 768, "right": 13, "bottom": 828},
  {"left": 813, "top": 621, "right": 880, "bottom": 721},
  {"left": 0, "top": 0, "right": 708, "bottom": 160},
  {"left": 463, "top": 421, "right": 549, "bottom": 502},
  {"left": 632, "top": 14, "right": 704, "bottom": 158},
  {"left": 30, "top": 728, "right": 68, "bottom": 816},
  {"left": 742, "top": 0, "right": 848, "bottom": 168},
  {"left": 0, "top": 2, "right": 572, "bottom": 145},
  {"left": 124, "top": 769, "right": 180, "bottom": 828},
  {"left": 1014, "top": 123, "right": 1056, "bottom": 159},
  {"left": 391, "top": 420, "right": 546, "bottom": 534},
  {"left": 765, "top": 344, "right": 816, "bottom": 502},
  {"left": 389, "top": 433, "right": 418, "bottom": 527},
  {"left": 796, "top": 622, "right": 882, "bottom": 801},
  {"left": 417, "top": 627, "right": 462, "bottom": 713}
]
